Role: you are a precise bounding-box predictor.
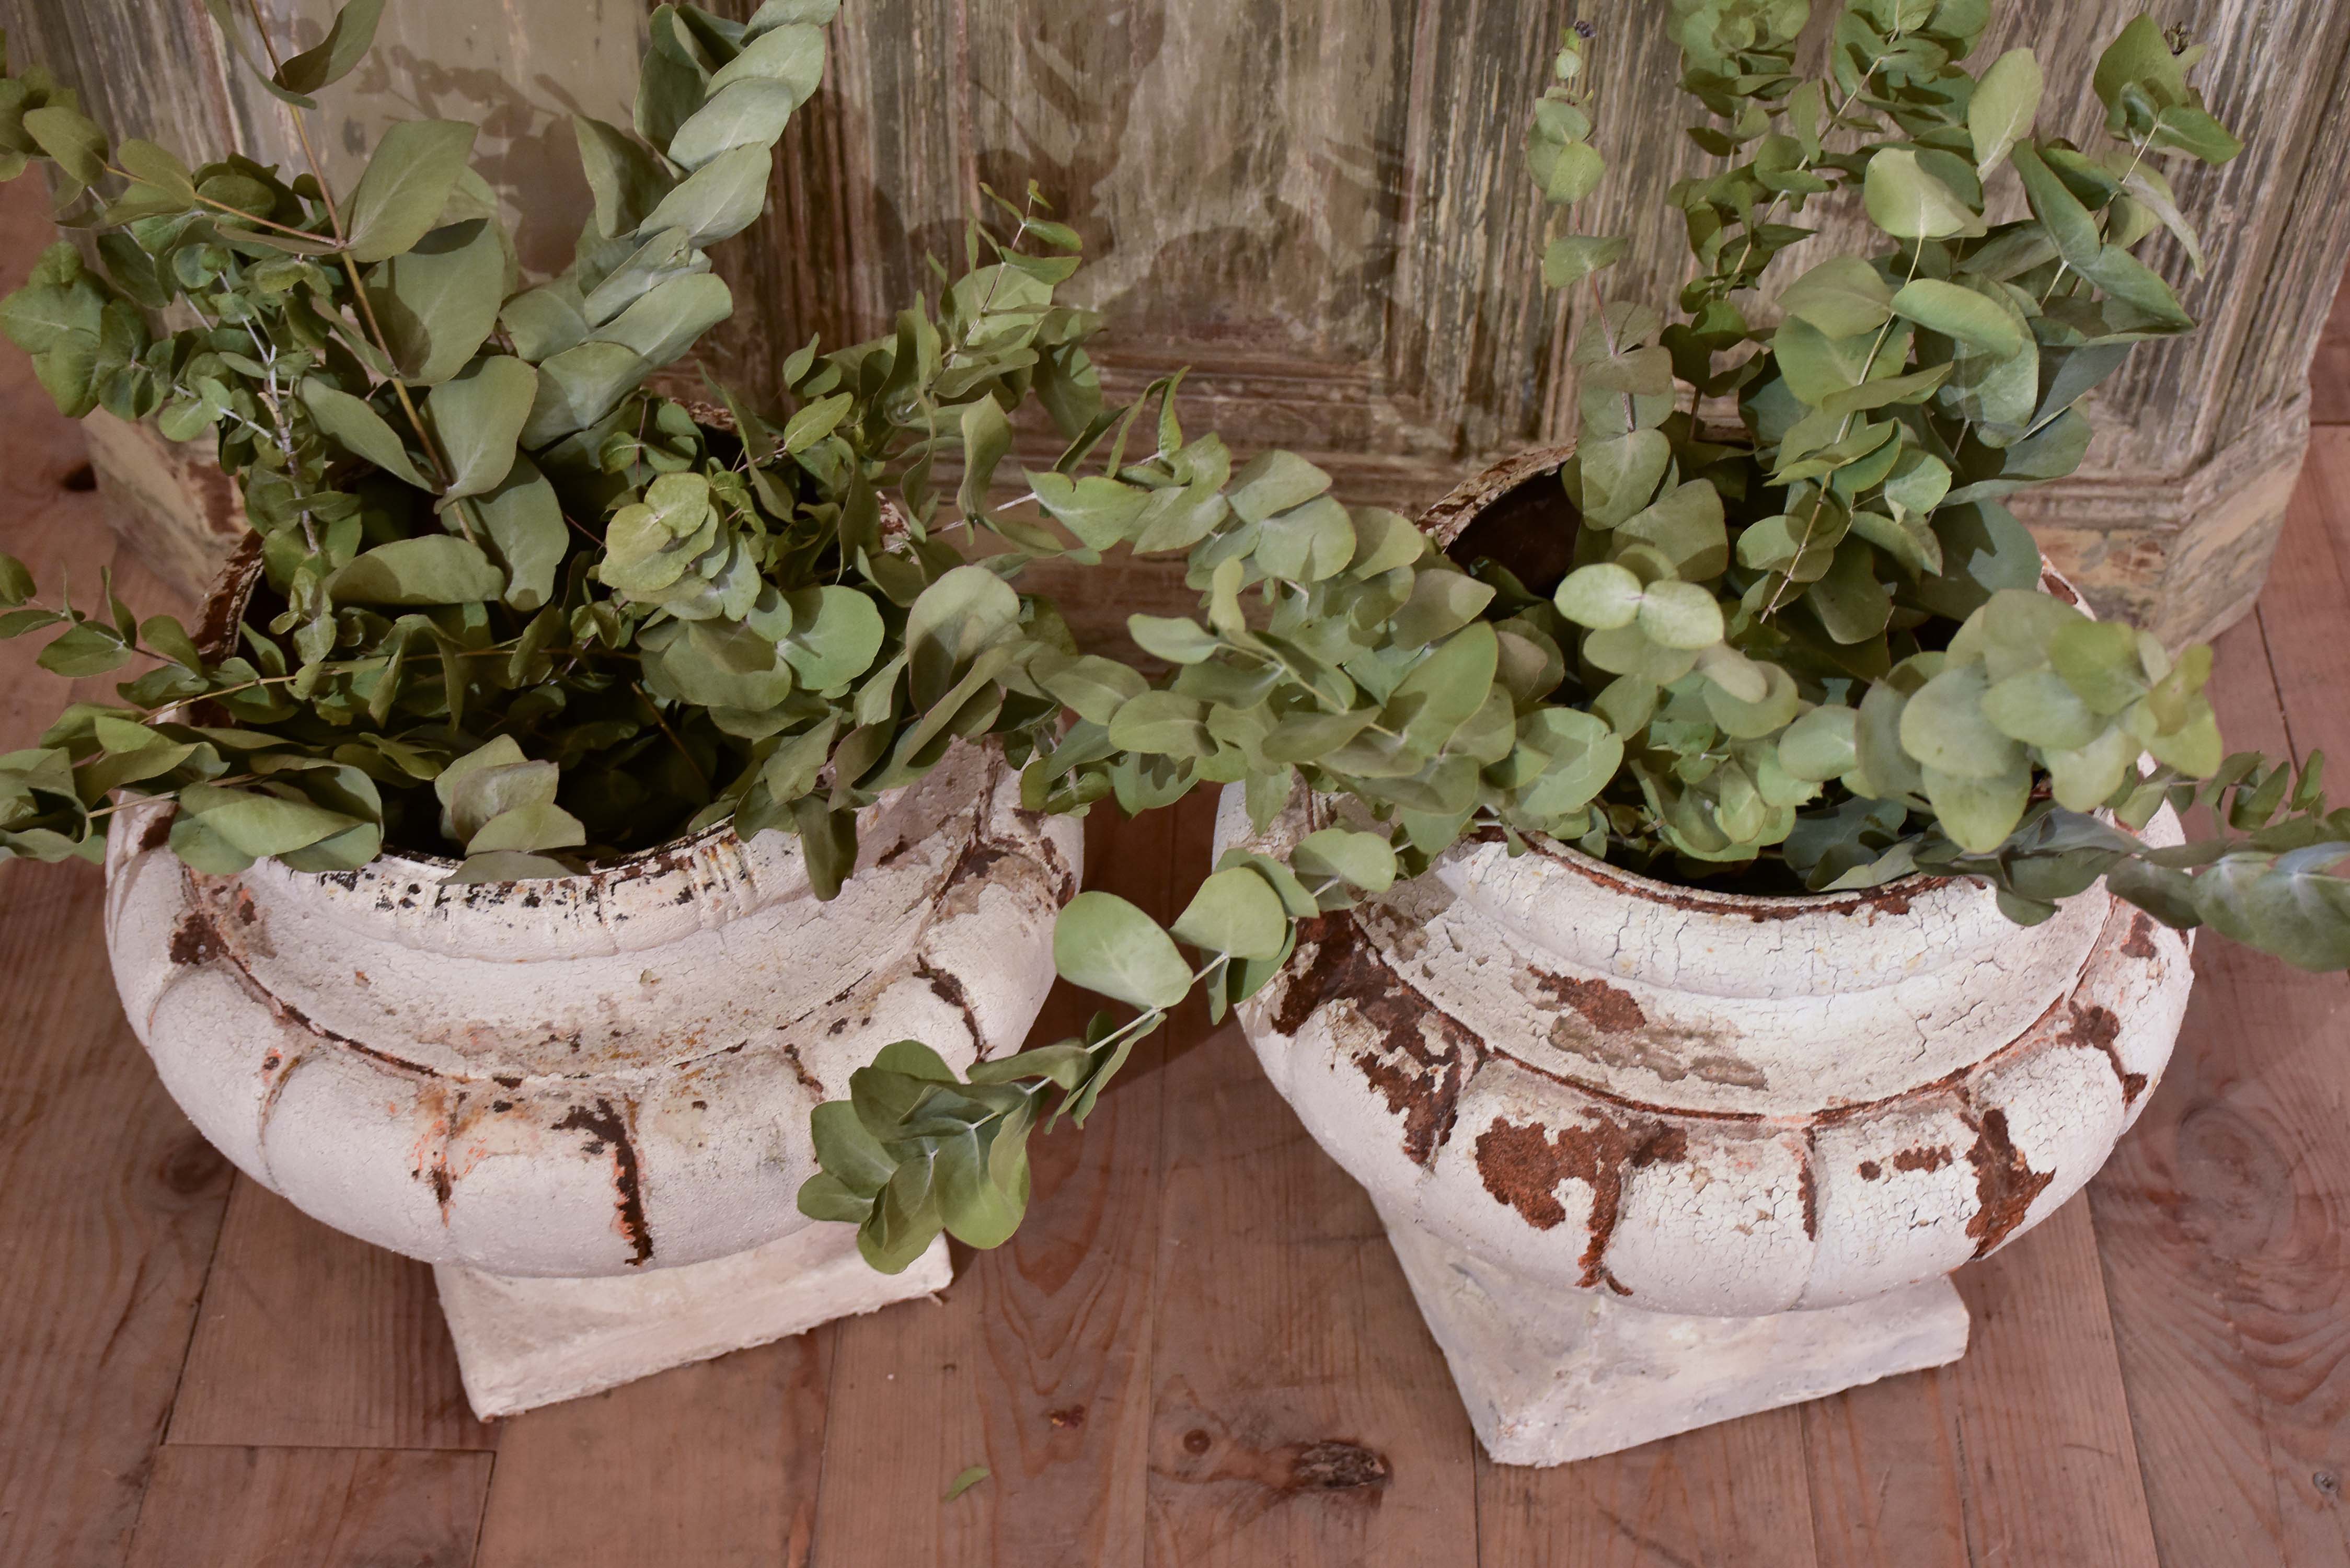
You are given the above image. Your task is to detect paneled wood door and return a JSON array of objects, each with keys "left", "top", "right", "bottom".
[
  {"left": 7, "top": 0, "right": 2349, "bottom": 642},
  {"left": 742, "top": 0, "right": 2350, "bottom": 641}
]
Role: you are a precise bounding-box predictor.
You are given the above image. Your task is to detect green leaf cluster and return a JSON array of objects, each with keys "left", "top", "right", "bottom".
[
  {"left": 0, "top": 6, "right": 1102, "bottom": 889},
  {"left": 800, "top": 4, "right": 2350, "bottom": 1270}
]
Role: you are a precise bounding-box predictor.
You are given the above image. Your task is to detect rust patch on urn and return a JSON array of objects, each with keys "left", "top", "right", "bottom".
[
  {"left": 169, "top": 909, "right": 225, "bottom": 967},
  {"left": 779, "top": 1041, "right": 825, "bottom": 1097},
  {"left": 137, "top": 805, "right": 178, "bottom": 855},
  {"left": 1964, "top": 1108, "right": 2054, "bottom": 1258},
  {"left": 1276, "top": 915, "right": 1479, "bottom": 1167},
  {"left": 916, "top": 958, "right": 983, "bottom": 1045},
  {"left": 1527, "top": 971, "right": 1647, "bottom": 1032},
  {"left": 1892, "top": 1146, "right": 1953, "bottom": 1173},
  {"left": 1472, "top": 1111, "right": 1686, "bottom": 1286},
  {"left": 552, "top": 1097, "right": 653, "bottom": 1265},
  {"left": 1546, "top": 1016, "right": 1772, "bottom": 1092},
  {"left": 1858, "top": 1160, "right": 1883, "bottom": 1181},
  {"left": 2121, "top": 912, "right": 2160, "bottom": 961},
  {"left": 2059, "top": 1000, "right": 2146, "bottom": 1106}
]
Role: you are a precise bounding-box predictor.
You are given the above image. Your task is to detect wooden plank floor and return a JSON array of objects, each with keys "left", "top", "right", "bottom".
[{"left": 3, "top": 179, "right": 2347, "bottom": 1565}]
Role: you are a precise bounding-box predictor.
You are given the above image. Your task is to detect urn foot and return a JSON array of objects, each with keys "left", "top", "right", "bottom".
[
  {"left": 1379, "top": 1202, "right": 1970, "bottom": 1467},
  {"left": 435, "top": 1227, "right": 952, "bottom": 1418}
]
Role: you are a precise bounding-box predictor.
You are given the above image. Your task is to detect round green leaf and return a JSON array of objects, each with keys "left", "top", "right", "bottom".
[
  {"left": 1634, "top": 581, "right": 1726, "bottom": 650},
  {"left": 1291, "top": 828, "right": 1398, "bottom": 895},
  {"left": 1554, "top": 562, "right": 1642, "bottom": 630},
  {"left": 1900, "top": 662, "right": 2024, "bottom": 781},
  {"left": 1054, "top": 891, "right": 1193, "bottom": 1010},
  {"left": 1777, "top": 705, "right": 1859, "bottom": 782},
  {"left": 1890, "top": 279, "right": 2025, "bottom": 358},
  {"left": 1863, "top": 148, "right": 1986, "bottom": 240},
  {"left": 1171, "top": 866, "right": 1291, "bottom": 960},
  {"left": 1703, "top": 659, "right": 1800, "bottom": 739}
]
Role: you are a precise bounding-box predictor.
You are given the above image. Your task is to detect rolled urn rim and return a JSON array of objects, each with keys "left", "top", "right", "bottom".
[
  {"left": 1216, "top": 783, "right": 2196, "bottom": 1316},
  {"left": 104, "top": 739, "right": 1082, "bottom": 1277}
]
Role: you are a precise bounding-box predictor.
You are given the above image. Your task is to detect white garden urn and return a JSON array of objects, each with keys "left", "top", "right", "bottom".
[
  {"left": 105, "top": 734, "right": 1079, "bottom": 1417},
  {"left": 1213, "top": 449, "right": 2196, "bottom": 1467}
]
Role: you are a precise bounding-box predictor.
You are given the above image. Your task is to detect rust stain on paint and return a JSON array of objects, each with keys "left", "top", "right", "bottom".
[
  {"left": 1472, "top": 1111, "right": 1687, "bottom": 1286},
  {"left": 552, "top": 1097, "right": 654, "bottom": 1265},
  {"left": 2059, "top": 1000, "right": 2146, "bottom": 1106},
  {"left": 1526, "top": 971, "right": 1647, "bottom": 1032},
  {"left": 168, "top": 909, "right": 225, "bottom": 967},
  {"left": 137, "top": 805, "right": 178, "bottom": 854},
  {"left": 1273, "top": 915, "right": 1478, "bottom": 1167},
  {"left": 2121, "top": 912, "right": 2160, "bottom": 961},
  {"left": 1964, "top": 1107, "right": 2053, "bottom": 1258},
  {"left": 1892, "top": 1145, "right": 1953, "bottom": 1173}
]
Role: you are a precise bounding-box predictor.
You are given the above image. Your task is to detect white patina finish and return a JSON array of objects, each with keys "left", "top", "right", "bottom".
[
  {"left": 106, "top": 738, "right": 1079, "bottom": 1413},
  {"left": 437, "top": 1225, "right": 954, "bottom": 1418},
  {"left": 1216, "top": 786, "right": 2192, "bottom": 1465}
]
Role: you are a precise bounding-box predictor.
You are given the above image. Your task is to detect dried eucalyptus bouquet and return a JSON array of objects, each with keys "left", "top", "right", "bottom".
[
  {"left": 799, "top": 1, "right": 2350, "bottom": 1272},
  {"left": 0, "top": 0, "right": 1112, "bottom": 886}
]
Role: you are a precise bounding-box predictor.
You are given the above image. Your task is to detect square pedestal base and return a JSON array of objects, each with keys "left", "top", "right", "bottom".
[
  {"left": 1379, "top": 1206, "right": 1970, "bottom": 1468},
  {"left": 436, "top": 1224, "right": 952, "bottom": 1419}
]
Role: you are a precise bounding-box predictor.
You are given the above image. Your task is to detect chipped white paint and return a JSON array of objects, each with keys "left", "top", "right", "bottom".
[
  {"left": 105, "top": 739, "right": 1079, "bottom": 1414},
  {"left": 1216, "top": 786, "right": 2193, "bottom": 1466},
  {"left": 437, "top": 1224, "right": 954, "bottom": 1419}
]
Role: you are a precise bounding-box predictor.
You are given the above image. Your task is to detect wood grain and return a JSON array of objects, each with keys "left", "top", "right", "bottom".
[
  {"left": 1950, "top": 1200, "right": 2161, "bottom": 1567},
  {"left": 168, "top": 1179, "right": 492, "bottom": 1452},
  {"left": 1800, "top": 1369, "right": 1972, "bottom": 1568},
  {"left": 0, "top": 859, "right": 236, "bottom": 1568},
  {"left": 2318, "top": 260, "right": 2350, "bottom": 428},
  {"left": 1145, "top": 791, "right": 1481, "bottom": 1568},
  {"left": 2084, "top": 430, "right": 2350, "bottom": 1568},
  {"left": 808, "top": 805, "right": 1175, "bottom": 1568},
  {"left": 123, "top": 1446, "right": 491, "bottom": 1568},
  {"left": 473, "top": 1332, "right": 834, "bottom": 1567},
  {"left": 1479, "top": 1409, "right": 1820, "bottom": 1568}
]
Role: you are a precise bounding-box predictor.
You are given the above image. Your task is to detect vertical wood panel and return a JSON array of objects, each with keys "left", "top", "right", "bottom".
[
  {"left": 168, "top": 1179, "right": 491, "bottom": 1452},
  {"left": 474, "top": 1331, "right": 834, "bottom": 1566},
  {"left": 1800, "top": 1369, "right": 1973, "bottom": 1568},
  {"left": 124, "top": 1447, "right": 491, "bottom": 1568},
  {"left": 1145, "top": 794, "right": 1480, "bottom": 1568},
  {"left": 809, "top": 805, "right": 1173, "bottom": 1568},
  {"left": 2088, "top": 432, "right": 2350, "bottom": 1568},
  {"left": 0, "top": 859, "right": 237, "bottom": 1568},
  {"left": 1950, "top": 1200, "right": 2162, "bottom": 1566},
  {"left": 1476, "top": 1410, "right": 1821, "bottom": 1568}
]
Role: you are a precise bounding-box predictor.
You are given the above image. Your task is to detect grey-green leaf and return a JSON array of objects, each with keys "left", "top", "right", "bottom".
[
  {"left": 1967, "top": 49, "right": 2042, "bottom": 174},
  {"left": 328, "top": 536, "right": 506, "bottom": 606},
  {"left": 429, "top": 355, "right": 538, "bottom": 501},
  {"left": 299, "top": 378, "right": 433, "bottom": 490},
  {"left": 1054, "top": 891, "right": 1193, "bottom": 1010},
  {"left": 1171, "top": 866, "right": 1290, "bottom": 960},
  {"left": 344, "top": 120, "right": 481, "bottom": 263}
]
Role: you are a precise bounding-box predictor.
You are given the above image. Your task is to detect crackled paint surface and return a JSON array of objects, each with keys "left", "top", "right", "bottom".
[
  {"left": 106, "top": 740, "right": 1081, "bottom": 1281},
  {"left": 1222, "top": 786, "right": 2192, "bottom": 1315},
  {"left": 1217, "top": 783, "right": 2192, "bottom": 1463}
]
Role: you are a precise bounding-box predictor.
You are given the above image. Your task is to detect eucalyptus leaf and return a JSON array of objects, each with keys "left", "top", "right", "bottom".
[
  {"left": 344, "top": 120, "right": 481, "bottom": 264},
  {"left": 1054, "top": 891, "right": 1192, "bottom": 1010}
]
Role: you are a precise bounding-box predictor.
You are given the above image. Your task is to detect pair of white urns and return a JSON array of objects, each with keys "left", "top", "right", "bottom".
[{"left": 104, "top": 460, "right": 2189, "bottom": 1461}]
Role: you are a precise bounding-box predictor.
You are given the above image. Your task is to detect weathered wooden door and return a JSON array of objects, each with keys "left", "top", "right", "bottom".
[
  {"left": 9, "top": 0, "right": 2350, "bottom": 643},
  {"left": 754, "top": 0, "right": 2350, "bottom": 642}
]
